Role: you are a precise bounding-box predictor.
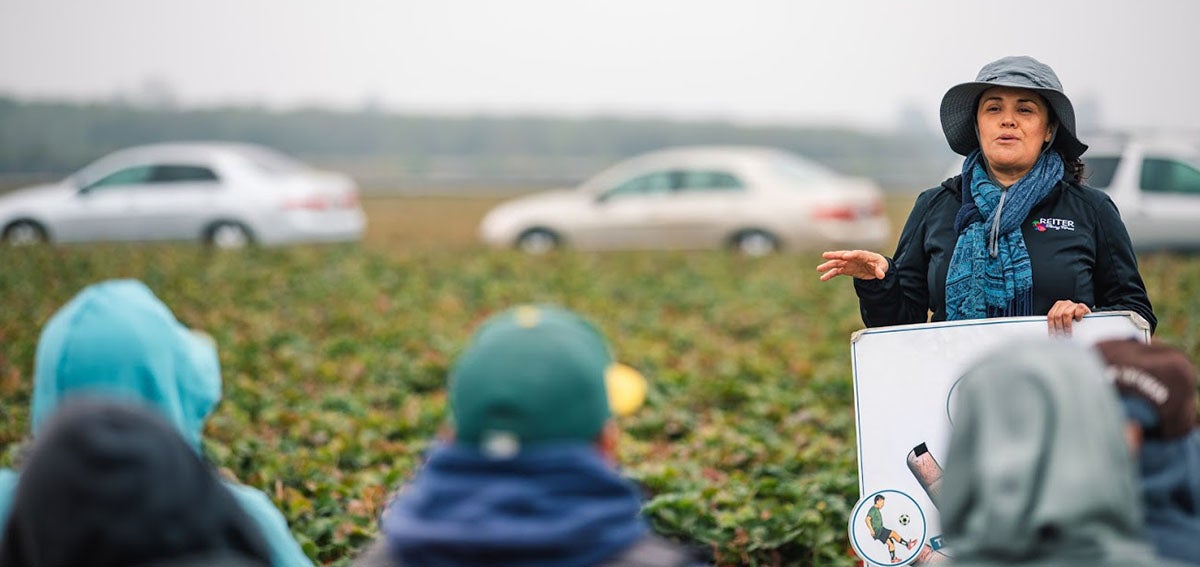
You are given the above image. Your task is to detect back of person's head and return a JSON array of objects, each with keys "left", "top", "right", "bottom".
[
  {"left": 1096, "top": 338, "right": 1198, "bottom": 443},
  {"left": 32, "top": 279, "right": 221, "bottom": 449},
  {"left": 939, "top": 339, "right": 1161, "bottom": 565},
  {"left": 0, "top": 399, "right": 270, "bottom": 567},
  {"left": 379, "top": 305, "right": 654, "bottom": 567},
  {"left": 449, "top": 304, "right": 645, "bottom": 457},
  {"left": 1095, "top": 339, "right": 1200, "bottom": 566}
]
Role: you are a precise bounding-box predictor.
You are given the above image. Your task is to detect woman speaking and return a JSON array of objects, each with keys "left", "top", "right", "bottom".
[{"left": 817, "top": 56, "right": 1155, "bottom": 335}]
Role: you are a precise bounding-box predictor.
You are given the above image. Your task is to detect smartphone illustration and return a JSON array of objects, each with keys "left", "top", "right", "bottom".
[
  {"left": 913, "top": 542, "right": 950, "bottom": 564},
  {"left": 907, "top": 442, "right": 944, "bottom": 506}
]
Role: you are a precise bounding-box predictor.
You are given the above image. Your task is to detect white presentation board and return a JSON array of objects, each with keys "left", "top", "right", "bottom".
[{"left": 846, "top": 312, "right": 1150, "bottom": 566}]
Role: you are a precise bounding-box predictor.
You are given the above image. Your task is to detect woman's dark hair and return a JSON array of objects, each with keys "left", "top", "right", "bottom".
[
  {"left": 1065, "top": 156, "right": 1085, "bottom": 183},
  {"left": 1043, "top": 105, "right": 1086, "bottom": 183}
]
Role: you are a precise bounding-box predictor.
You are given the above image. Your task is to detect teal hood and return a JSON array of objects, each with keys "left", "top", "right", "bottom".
[
  {"left": 31, "top": 279, "right": 220, "bottom": 450},
  {"left": 939, "top": 340, "right": 1169, "bottom": 566},
  {"left": 4, "top": 280, "right": 314, "bottom": 567}
]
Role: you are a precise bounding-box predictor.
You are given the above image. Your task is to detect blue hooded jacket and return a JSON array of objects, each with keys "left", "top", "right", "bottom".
[
  {"left": 0, "top": 279, "right": 312, "bottom": 567},
  {"left": 381, "top": 443, "right": 649, "bottom": 567}
]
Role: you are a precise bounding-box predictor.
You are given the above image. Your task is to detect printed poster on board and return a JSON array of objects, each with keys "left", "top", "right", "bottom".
[{"left": 847, "top": 312, "right": 1150, "bottom": 566}]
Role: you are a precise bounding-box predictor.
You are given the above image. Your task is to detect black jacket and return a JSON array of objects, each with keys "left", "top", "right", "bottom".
[
  {"left": 854, "top": 175, "right": 1156, "bottom": 332},
  {"left": 0, "top": 400, "right": 271, "bottom": 567}
]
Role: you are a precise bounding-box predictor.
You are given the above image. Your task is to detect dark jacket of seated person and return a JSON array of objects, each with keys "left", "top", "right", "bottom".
[{"left": 354, "top": 305, "right": 706, "bottom": 567}]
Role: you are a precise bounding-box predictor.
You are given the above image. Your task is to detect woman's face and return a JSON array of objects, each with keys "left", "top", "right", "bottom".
[{"left": 975, "top": 86, "right": 1054, "bottom": 178}]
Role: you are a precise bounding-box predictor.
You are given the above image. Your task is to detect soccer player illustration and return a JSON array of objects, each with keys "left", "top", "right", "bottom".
[{"left": 865, "top": 494, "right": 918, "bottom": 563}]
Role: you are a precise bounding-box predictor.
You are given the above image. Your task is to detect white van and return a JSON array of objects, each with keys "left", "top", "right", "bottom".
[
  {"left": 941, "top": 135, "right": 1200, "bottom": 251},
  {"left": 1081, "top": 135, "right": 1200, "bottom": 251}
]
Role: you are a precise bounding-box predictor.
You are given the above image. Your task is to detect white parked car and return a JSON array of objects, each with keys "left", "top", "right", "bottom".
[
  {"left": 479, "top": 146, "right": 890, "bottom": 255},
  {"left": 1081, "top": 135, "right": 1200, "bottom": 251},
  {"left": 0, "top": 142, "right": 366, "bottom": 247}
]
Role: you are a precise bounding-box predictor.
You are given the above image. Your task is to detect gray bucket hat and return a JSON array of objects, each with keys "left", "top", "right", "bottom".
[{"left": 940, "top": 55, "right": 1088, "bottom": 159}]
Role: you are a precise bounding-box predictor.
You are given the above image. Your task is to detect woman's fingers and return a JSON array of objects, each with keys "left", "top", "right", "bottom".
[
  {"left": 1047, "top": 301, "right": 1091, "bottom": 336},
  {"left": 873, "top": 259, "right": 887, "bottom": 279},
  {"left": 1075, "top": 303, "right": 1092, "bottom": 319},
  {"left": 1061, "top": 303, "right": 1076, "bottom": 334},
  {"left": 818, "top": 250, "right": 885, "bottom": 281},
  {"left": 817, "top": 259, "right": 862, "bottom": 280},
  {"left": 818, "top": 267, "right": 842, "bottom": 281},
  {"left": 817, "top": 252, "right": 851, "bottom": 281},
  {"left": 816, "top": 259, "right": 845, "bottom": 272},
  {"left": 1047, "top": 301, "right": 1068, "bottom": 335}
]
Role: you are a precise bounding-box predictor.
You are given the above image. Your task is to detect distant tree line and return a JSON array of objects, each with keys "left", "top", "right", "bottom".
[{"left": 0, "top": 96, "right": 954, "bottom": 192}]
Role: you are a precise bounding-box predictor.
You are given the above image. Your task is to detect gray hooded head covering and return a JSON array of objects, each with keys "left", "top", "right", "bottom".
[
  {"left": 940, "top": 56, "right": 1088, "bottom": 160},
  {"left": 939, "top": 340, "right": 1177, "bottom": 567}
]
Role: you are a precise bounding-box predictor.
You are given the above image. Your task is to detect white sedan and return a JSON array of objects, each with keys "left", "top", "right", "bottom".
[
  {"left": 0, "top": 142, "right": 366, "bottom": 247},
  {"left": 480, "top": 146, "right": 890, "bottom": 254}
]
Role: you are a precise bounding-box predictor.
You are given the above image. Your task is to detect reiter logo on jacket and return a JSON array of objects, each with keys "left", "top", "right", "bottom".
[{"left": 1032, "top": 218, "right": 1075, "bottom": 232}]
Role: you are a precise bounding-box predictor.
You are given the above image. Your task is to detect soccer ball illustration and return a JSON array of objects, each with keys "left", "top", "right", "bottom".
[{"left": 898, "top": 514, "right": 910, "bottom": 526}]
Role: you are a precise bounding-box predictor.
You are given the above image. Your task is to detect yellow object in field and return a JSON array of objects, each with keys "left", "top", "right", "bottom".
[{"left": 605, "top": 363, "right": 647, "bottom": 417}]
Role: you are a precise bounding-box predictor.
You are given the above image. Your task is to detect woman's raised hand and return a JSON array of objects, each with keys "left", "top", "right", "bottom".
[{"left": 817, "top": 250, "right": 888, "bottom": 281}]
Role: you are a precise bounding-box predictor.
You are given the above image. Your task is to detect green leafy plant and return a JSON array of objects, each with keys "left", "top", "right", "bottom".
[{"left": 1, "top": 198, "right": 1194, "bottom": 566}]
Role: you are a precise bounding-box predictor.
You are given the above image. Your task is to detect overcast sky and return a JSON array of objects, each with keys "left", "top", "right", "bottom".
[{"left": 2, "top": 0, "right": 1198, "bottom": 132}]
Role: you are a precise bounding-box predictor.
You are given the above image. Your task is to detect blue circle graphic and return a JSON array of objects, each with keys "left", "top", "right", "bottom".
[{"left": 946, "top": 374, "right": 966, "bottom": 426}]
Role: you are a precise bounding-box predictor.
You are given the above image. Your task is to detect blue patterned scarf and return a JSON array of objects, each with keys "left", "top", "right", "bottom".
[{"left": 945, "top": 150, "right": 1064, "bottom": 320}]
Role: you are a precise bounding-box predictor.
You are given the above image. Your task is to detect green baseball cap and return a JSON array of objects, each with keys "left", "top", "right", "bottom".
[{"left": 450, "top": 305, "right": 645, "bottom": 457}]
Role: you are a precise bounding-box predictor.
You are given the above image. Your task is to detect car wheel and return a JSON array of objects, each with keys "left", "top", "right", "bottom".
[
  {"left": 2, "top": 220, "right": 48, "bottom": 246},
  {"left": 732, "top": 230, "right": 779, "bottom": 257},
  {"left": 515, "top": 229, "right": 560, "bottom": 254},
  {"left": 206, "top": 222, "right": 253, "bottom": 249}
]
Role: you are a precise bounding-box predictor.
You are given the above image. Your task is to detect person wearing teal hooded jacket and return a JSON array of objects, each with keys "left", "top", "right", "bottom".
[
  {"left": 939, "top": 339, "right": 1186, "bottom": 567},
  {"left": 0, "top": 279, "right": 313, "bottom": 567}
]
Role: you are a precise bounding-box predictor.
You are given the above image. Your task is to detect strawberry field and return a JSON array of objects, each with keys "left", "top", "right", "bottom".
[{"left": 2, "top": 195, "right": 1197, "bottom": 566}]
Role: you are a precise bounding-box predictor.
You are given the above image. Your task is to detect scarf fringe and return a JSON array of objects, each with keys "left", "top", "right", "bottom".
[{"left": 986, "top": 288, "right": 1035, "bottom": 318}]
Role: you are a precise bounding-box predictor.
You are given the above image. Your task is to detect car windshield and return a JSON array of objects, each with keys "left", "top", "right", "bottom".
[
  {"left": 238, "top": 146, "right": 310, "bottom": 175},
  {"left": 70, "top": 157, "right": 128, "bottom": 189},
  {"left": 766, "top": 152, "right": 836, "bottom": 185}
]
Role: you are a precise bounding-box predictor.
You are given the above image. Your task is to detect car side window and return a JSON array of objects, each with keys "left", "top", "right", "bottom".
[
  {"left": 1081, "top": 157, "right": 1119, "bottom": 188},
  {"left": 151, "top": 165, "right": 220, "bottom": 184},
  {"left": 675, "top": 170, "right": 744, "bottom": 192},
  {"left": 600, "top": 171, "right": 674, "bottom": 200},
  {"left": 1140, "top": 157, "right": 1200, "bottom": 195},
  {"left": 83, "top": 165, "right": 156, "bottom": 192}
]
